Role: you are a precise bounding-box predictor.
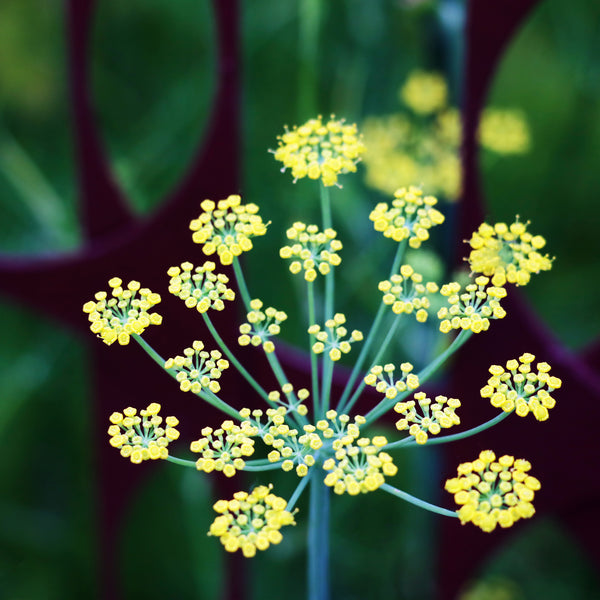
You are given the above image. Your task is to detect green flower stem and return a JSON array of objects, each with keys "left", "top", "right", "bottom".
[
  {"left": 287, "top": 472, "right": 312, "bottom": 511},
  {"left": 336, "top": 241, "right": 407, "bottom": 413},
  {"left": 320, "top": 185, "right": 334, "bottom": 320},
  {"left": 307, "top": 470, "right": 330, "bottom": 600},
  {"left": 166, "top": 455, "right": 196, "bottom": 468},
  {"left": 232, "top": 256, "right": 252, "bottom": 310},
  {"left": 320, "top": 353, "right": 334, "bottom": 416},
  {"left": 298, "top": 0, "right": 321, "bottom": 119},
  {"left": 386, "top": 411, "right": 512, "bottom": 451},
  {"left": 380, "top": 483, "right": 458, "bottom": 519},
  {"left": 202, "top": 312, "right": 271, "bottom": 405},
  {"left": 342, "top": 314, "right": 402, "bottom": 416},
  {"left": 364, "top": 329, "right": 472, "bottom": 426},
  {"left": 133, "top": 334, "right": 241, "bottom": 421},
  {"left": 307, "top": 281, "right": 320, "bottom": 414},
  {"left": 242, "top": 462, "right": 285, "bottom": 472}
]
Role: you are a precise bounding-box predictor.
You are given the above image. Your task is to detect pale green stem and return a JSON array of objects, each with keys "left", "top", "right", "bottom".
[
  {"left": 384, "top": 411, "right": 512, "bottom": 451},
  {"left": 364, "top": 329, "right": 472, "bottom": 426},
  {"left": 307, "top": 281, "right": 320, "bottom": 414},
  {"left": 287, "top": 471, "right": 312, "bottom": 511},
  {"left": 320, "top": 185, "right": 334, "bottom": 320},
  {"left": 341, "top": 314, "right": 402, "bottom": 415},
  {"left": 320, "top": 353, "right": 334, "bottom": 416},
  {"left": 307, "top": 469, "right": 330, "bottom": 600},
  {"left": 380, "top": 483, "right": 458, "bottom": 519},
  {"left": 337, "top": 241, "right": 407, "bottom": 413},
  {"left": 232, "top": 256, "right": 252, "bottom": 310},
  {"left": 202, "top": 312, "right": 271, "bottom": 405},
  {"left": 133, "top": 334, "right": 240, "bottom": 420}
]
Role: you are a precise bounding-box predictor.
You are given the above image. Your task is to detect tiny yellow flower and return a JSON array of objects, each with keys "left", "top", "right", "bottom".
[
  {"left": 191, "top": 420, "right": 257, "bottom": 477},
  {"left": 467, "top": 220, "right": 552, "bottom": 287},
  {"left": 167, "top": 261, "right": 235, "bottom": 312},
  {"left": 238, "top": 299, "right": 287, "bottom": 353},
  {"left": 208, "top": 485, "right": 296, "bottom": 557},
  {"left": 369, "top": 186, "right": 445, "bottom": 249},
  {"left": 364, "top": 362, "right": 420, "bottom": 400},
  {"left": 164, "top": 340, "right": 229, "bottom": 394},
  {"left": 394, "top": 392, "right": 461, "bottom": 444},
  {"left": 273, "top": 115, "right": 365, "bottom": 187},
  {"left": 83, "top": 278, "right": 162, "bottom": 346},
  {"left": 107, "top": 403, "right": 179, "bottom": 463},
  {"left": 323, "top": 436, "right": 397, "bottom": 495},
  {"left": 445, "top": 450, "right": 540, "bottom": 532},
  {"left": 379, "top": 264, "right": 439, "bottom": 322},
  {"left": 308, "top": 313, "right": 363, "bottom": 361},
  {"left": 189, "top": 195, "right": 268, "bottom": 265},
  {"left": 437, "top": 276, "right": 506, "bottom": 334},
  {"left": 280, "top": 222, "right": 342, "bottom": 281},
  {"left": 480, "top": 354, "right": 561, "bottom": 420}
]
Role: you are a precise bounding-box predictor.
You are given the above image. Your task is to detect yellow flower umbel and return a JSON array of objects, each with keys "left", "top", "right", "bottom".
[
  {"left": 189, "top": 195, "right": 268, "bottom": 265},
  {"left": 379, "top": 264, "right": 439, "bottom": 322},
  {"left": 83, "top": 278, "right": 162, "bottom": 346},
  {"left": 437, "top": 276, "right": 507, "bottom": 334},
  {"left": 164, "top": 340, "right": 229, "bottom": 393},
  {"left": 308, "top": 313, "right": 363, "bottom": 361},
  {"left": 190, "top": 420, "right": 257, "bottom": 477},
  {"left": 400, "top": 70, "right": 448, "bottom": 115},
  {"left": 323, "top": 436, "right": 397, "bottom": 495},
  {"left": 108, "top": 403, "right": 180, "bottom": 464},
  {"left": 364, "top": 362, "right": 420, "bottom": 400},
  {"left": 273, "top": 115, "right": 365, "bottom": 187},
  {"left": 445, "top": 451, "right": 540, "bottom": 532},
  {"left": 467, "top": 220, "right": 553, "bottom": 287},
  {"left": 167, "top": 261, "right": 235, "bottom": 312},
  {"left": 280, "top": 222, "right": 342, "bottom": 282},
  {"left": 369, "top": 186, "right": 445, "bottom": 249},
  {"left": 480, "top": 353, "right": 561, "bottom": 421},
  {"left": 394, "top": 392, "right": 461, "bottom": 444},
  {"left": 238, "top": 299, "right": 287, "bottom": 353},
  {"left": 208, "top": 485, "right": 296, "bottom": 557},
  {"left": 479, "top": 109, "right": 530, "bottom": 154}
]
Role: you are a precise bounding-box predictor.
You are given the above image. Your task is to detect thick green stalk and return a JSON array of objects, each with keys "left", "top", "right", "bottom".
[
  {"left": 307, "top": 281, "right": 320, "bottom": 414},
  {"left": 298, "top": 0, "right": 321, "bottom": 119},
  {"left": 307, "top": 471, "right": 330, "bottom": 600},
  {"left": 232, "top": 256, "right": 252, "bottom": 310},
  {"left": 380, "top": 483, "right": 458, "bottom": 518}
]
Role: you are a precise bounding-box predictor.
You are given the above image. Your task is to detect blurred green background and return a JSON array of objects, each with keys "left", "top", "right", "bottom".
[{"left": 1, "top": 0, "right": 600, "bottom": 598}]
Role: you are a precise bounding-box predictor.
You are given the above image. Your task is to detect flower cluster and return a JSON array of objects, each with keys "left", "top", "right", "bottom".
[
  {"left": 189, "top": 195, "right": 268, "bottom": 265},
  {"left": 273, "top": 115, "right": 365, "bottom": 187},
  {"left": 480, "top": 353, "right": 562, "bottom": 421},
  {"left": 208, "top": 485, "right": 296, "bottom": 557},
  {"left": 362, "top": 70, "right": 530, "bottom": 201},
  {"left": 379, "top": 264, "right": 439, "bottom": 322},
  {"left": 364, "top": 362, "right": 420, "bottom": 400},
  {"left": 238, "top": 299, "right": 287, "bottom": 353},
  {"left": 107, "top": 403, "right": 180, "bottom": 463},
  {"left": 83, "top": 278, "right": 162, "bottom": 345},
  {"left": 164, "top": 341, "right": 229, "bottom": 394},
  {"left": 479, "top": 109, "right": 530, "bottom": 154},
  {"left": 369, "top": 186, "right": 445, "bottom": 249},
  {"left": 467, "top": 220, "right": 553, "bottom": 287},
  {"left": 394, "top": 392, "right": 461, "bottom": 444},
  {"left": 280, "top": 222, "right": 342, "bottom": 281},
  {"left": 437, "top": 276, "right": 507, "bottom": 333},
  {"left": 323, "top": 436, "right": 397, "bottom": 495},
  {"left": 445, "top": 451, "right": 540, "bottom": 532},
  {"left": 167, "top": 261, "right": 235, "bottom": 312},
  {"left": 191, "top": 420, "right": 257, "bottom": 477},
  {"left": 308, "top": 314, "right": 363, "bottom": 361},
  {"left": 266, "top": 383, "right": 310, "bottom": 417},
  {"left": 399, "top": 70, "right": 448, "bottom": 115}
]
